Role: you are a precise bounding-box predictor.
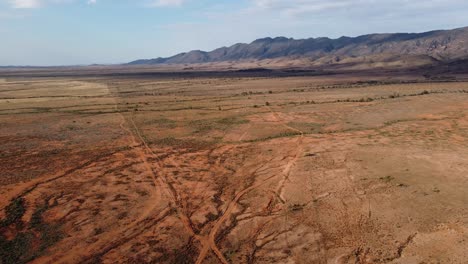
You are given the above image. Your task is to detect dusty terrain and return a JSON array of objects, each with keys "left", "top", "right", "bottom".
[{"left": 0, "top": 73, "right": 467, "bottom": 264}]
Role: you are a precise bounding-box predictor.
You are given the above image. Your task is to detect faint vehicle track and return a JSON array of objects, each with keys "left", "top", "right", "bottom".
[
  {"left": 81, "top": 207, "right": 173, "bottom": 263},
  {"left": 117, "top": 112, "right": 227, "bottom": 263},
  {"left": 267, "top": 106, "right": 305, "bottom": 201},
  {"left": 125, "top": 116, "right": 200, "bottom": 234},
  {"left": 194, "top": 106, "right": 306, "bottom": 264},
  {"left": 195, "top": 162, "right": 278, "bottom": 264},
  {"left": 0, "top": 149, "right": 123, "bottom": 211},
  {"left": 40, "top": 113, "right": 177, "bottom": 263}
]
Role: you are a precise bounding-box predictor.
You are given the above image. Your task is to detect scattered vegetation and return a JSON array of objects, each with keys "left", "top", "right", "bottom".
[
  {"left": 216, "top": 117, "right": 249, "bottom": 126},
  {"left": 0, "top": 198, "right": 26, "bottom": 228},
  {"left": 289, "top": 203, "right": 305, "bottom": 211},
  {"left": 245, "top": 131, "right": 302, "bottom": 143},
  {"left": 380, "top": 175, "right": 395, "bottom": 183},
  {"left": 150, "top": 137, "right": 219, "bottom": 150},
  {"left": 0, "top": 232, "right": 34, "bottom": 264},
  {"left": 189, "top": 117, "right": 249, "bottom": 133},
  {"left": 65, "top": 125, "right": 83, "bottom": 131},
  {"left": 240, "top": 91, "right": 265, "bottom": 96},
  {"left": 144, "top": 118, "right": 177, "bottom": 129},
  {"left": 0, "top": 198, "right": 63, "bottom": 264},
  {"left": 224, "top": 250, "right": 237, "bottom": 262},
  {"left": 287, "top": 122, "right": 322, "bottom": 133},
  {"left": 281, "top": 88, "right": 467, "bottom": 107}
]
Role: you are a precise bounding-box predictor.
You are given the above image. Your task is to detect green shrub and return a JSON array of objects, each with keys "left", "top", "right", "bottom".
[
  {"left": 0, "top": 232, "right": 34, "bottom": 264},
  {"left": 0, "top": 198, "right": 25, "bottom": 228}
]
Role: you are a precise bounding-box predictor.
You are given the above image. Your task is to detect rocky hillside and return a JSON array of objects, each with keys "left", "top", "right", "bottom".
[{"left": 129, "top": 26, "right": 468, "bottom": 67}]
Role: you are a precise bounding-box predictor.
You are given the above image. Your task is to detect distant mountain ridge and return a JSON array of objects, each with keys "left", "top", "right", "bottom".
[{"left": 128, "top": 26, "right": 468, "bottom": 68}]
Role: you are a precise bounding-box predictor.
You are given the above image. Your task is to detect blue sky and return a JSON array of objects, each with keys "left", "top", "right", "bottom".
[{"left": 1, "top": 0, "right": 468, "bottom": 65}]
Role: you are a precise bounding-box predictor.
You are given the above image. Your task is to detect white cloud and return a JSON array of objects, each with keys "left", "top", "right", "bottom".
[
  {"left": 6, "top": 0, "right": 97, "bottom": 8},
  {"left": 150, "top": 0, "right": 185, "bottom": 7},
  {"left": 10, "top": 0, "right": 41, "bottom": 8},
  {"left": 249, "top": 0, "right": 468, "bottom": 17},
  {"left": 6, "top": 0, "right": 186, "bottom": 8}
]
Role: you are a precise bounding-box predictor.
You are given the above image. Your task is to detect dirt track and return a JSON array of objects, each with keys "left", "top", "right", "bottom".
[{"left": 0, "top": 75, "right": 467, "bottom": 263}]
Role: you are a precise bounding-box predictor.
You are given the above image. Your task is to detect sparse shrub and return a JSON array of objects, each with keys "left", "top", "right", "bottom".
[
  {"left": 217, "top": 117, "right": 249, "bottom": 126},
  {"left": 94, "top": 227, "right": 104, "bottom": 235},
  {"left": 289, "top": 204, "right": 305, "bottom": 211},
  {"left": 145, "top": 118, "right": 177, "bottom": 129},
  {"left": 30, "top": 205, "right": 48, "bottom": 229},
  {"left": 136, "top": 190, "right": 149, "bottom": 197},
  {"left": 65, "top": 125, "right": 81, "bottom": 131},
  {"left": 0, "top": 198, "right": 26, "bottom": 228},
  {"left": 379, "top": 175, "right": 394, "bottom": 182},
  {"left": 0, "top": 231, "right": 34, "bottom": 264},
  {"left": 117, "top": 212, "right": 128, "bottom": 219},
  {"left": 206, "top": 213, "right": 218, "bottom": 221},
  {"left": 151, "top": 137, "right": 217, "bottom": 150},
  {"left": 0, "top": 199, "right": 63, "bottom": 264},
  {"left": 247, "top": 131, "right": 302, "bottom": 143}
]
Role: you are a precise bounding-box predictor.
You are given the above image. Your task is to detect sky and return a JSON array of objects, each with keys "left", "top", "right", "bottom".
[{"left": 1, "top": 0, "right": 468, "bottom": 66}]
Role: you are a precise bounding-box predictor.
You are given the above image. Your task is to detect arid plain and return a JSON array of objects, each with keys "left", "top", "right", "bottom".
[{"left": 1, "top": 73, "right": 467, "bottom": 264}]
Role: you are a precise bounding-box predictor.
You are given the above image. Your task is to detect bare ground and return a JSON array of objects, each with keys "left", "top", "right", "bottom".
[{"left": 0, "top": 75, "right": 467, "bottom": 264}]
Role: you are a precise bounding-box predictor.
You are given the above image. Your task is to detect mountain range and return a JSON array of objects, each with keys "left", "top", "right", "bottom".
[{"left": 128, "top": 26, "right": 468, "bottom": 69}]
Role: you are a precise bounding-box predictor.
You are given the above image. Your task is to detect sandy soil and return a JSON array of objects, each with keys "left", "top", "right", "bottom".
[{"left": 0, "top": 74, "right": 467, "bottom": 264}]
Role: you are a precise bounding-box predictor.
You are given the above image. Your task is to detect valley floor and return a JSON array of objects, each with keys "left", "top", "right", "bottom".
[{"left": 0, "top": 74, "right": 467, "bottom": 263}]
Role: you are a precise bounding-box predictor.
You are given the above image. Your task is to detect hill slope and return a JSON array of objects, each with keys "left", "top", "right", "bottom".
[{"left": 129, "top": 27, "right": 468, "bottom": 67}]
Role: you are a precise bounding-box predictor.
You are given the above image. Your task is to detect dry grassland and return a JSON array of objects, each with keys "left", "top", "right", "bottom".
[{"left": 0, "top": 75, "right": 467, "bottom": 263}]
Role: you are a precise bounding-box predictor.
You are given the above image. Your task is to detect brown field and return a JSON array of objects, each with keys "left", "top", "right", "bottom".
[{"left": 0, "top": 73, "right": 467, "bottom": 263}]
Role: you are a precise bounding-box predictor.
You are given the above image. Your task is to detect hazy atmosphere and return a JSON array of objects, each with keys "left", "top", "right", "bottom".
[
  {"left": 2, "top": 0, "right": 468, "bottom": 65},
  {"left": 1, "top": 1, "right": 468, "bottom": 263}
]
